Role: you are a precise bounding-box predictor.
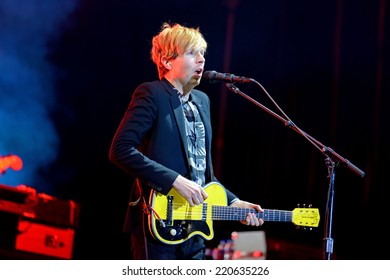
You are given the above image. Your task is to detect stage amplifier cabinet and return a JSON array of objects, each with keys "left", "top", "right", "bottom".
[{"left": 0, "top": 184, "right": 80, "bottom": 259}]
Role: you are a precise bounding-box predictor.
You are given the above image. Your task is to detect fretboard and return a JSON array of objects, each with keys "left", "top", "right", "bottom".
[{"left": 211, "top": 205, "right": 292, "bottom": 222}]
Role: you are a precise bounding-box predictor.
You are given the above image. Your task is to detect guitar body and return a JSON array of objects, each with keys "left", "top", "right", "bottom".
[{"left": 149, "top": 182, "right": 227, "bottom": 245}]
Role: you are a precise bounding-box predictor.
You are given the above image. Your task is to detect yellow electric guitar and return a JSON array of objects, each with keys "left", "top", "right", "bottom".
[{"left": 148, "top": 181, "right": 320, "bottom": 245}]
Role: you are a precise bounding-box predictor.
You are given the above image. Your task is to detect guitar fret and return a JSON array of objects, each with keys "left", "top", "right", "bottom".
[{"left": 264, "top": 209, "right": 292, "bottom": 222}]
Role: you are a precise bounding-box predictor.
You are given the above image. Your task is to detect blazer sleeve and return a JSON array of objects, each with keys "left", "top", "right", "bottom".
[{"left": 108, "top": 82, "right": 180, "bottom": 195}]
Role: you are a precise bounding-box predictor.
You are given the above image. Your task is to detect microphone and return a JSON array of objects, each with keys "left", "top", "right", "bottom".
[{"left": 202, "top": 70, "right": 253, "bottom": 83}]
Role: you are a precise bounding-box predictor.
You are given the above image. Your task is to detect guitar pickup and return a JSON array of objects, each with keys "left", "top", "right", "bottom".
[{"left": 166, "top": 195, "right": 173, "bottom": 226}]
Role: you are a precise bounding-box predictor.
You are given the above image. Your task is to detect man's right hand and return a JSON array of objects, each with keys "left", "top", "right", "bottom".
[{"left": 172, "top": 175, "right": 208, "bottom": 207}]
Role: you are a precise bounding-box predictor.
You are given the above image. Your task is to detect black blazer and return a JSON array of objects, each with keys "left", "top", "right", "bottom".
[{"left": 109, "top": 79, "right": 238, "bottom": 230}]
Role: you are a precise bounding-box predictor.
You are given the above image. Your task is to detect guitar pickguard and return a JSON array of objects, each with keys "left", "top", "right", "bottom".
[{"left": 152, "top": 220, "right": 211, "bottom": 243}]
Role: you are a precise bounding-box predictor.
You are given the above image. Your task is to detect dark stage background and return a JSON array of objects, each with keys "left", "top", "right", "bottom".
[{"left": 1, "top": 0, "right": 389, "bottom": 260}]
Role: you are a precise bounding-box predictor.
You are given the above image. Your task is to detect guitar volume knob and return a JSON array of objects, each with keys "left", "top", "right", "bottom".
[{"left": 169, "top": 228, "right": 177, "bottom": 236}]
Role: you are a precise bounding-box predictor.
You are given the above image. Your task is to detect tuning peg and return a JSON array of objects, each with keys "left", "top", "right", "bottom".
[{"left": 301, "top": 226, "right": 313, "bottom": 231}]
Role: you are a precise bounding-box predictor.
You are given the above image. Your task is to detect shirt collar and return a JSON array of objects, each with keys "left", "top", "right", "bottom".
[{"left": 179, "top": 92, "right": 191, "bottom": 103}]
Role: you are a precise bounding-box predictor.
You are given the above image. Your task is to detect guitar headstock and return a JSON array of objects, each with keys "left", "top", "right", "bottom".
[{"left": 292, "top": 205, "right": 320, "bottom": 228}]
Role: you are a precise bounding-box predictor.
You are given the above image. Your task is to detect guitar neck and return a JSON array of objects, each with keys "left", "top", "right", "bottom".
[{"left": 212, "top": 206, "right": 292, "bottom": 223}]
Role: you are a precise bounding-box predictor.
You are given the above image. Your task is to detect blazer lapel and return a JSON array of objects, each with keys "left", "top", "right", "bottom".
[{"left": 161, "top": 80, "right": 190, "bottom": 156}]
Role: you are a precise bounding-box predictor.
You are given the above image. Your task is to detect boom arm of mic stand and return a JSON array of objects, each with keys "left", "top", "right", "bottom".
[{"left": 225, "top": 83, "right": 365, "bottom": 177}]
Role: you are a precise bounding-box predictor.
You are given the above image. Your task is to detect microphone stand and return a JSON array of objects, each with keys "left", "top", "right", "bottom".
[{"left": 224, "top": 82, "right": 365, "bottom": 260}]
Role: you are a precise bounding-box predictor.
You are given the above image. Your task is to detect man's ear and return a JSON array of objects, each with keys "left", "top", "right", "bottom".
[{"left": 161, "top": 57, "right": 172, "bottom": 69}]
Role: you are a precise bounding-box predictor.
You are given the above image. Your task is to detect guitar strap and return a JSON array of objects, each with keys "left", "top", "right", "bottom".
[
  {"left": 128, "top": 179, "right": 142, "bottom": 206},
  {"left": 129, "top": 179, "right": 152, "bottom": 217}
]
